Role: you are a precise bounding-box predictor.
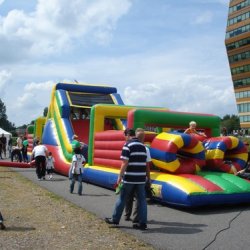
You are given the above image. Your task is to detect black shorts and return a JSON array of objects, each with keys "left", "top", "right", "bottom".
[{"left": 47, "top": 169, "right": 54, "bottom": 174}]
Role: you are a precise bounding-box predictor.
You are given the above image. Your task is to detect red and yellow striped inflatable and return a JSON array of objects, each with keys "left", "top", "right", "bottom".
[
  {"left": 203, "top": 136, "right": 248, "bottom": 174},
  {"left": 150, "top": 132, "right": 206, "bottom": 174}
]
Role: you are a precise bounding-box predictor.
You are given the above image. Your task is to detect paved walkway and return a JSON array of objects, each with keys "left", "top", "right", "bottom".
[{"left": 6, "top": 166, "right": 250, "bottom": 250}]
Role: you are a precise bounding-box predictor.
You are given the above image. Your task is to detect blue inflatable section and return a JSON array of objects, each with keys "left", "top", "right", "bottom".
[
  {"left": 150, "top": 148, "right": 176, "bottom": 162},
  {"left": 56, "top": 89, "right": 70, "bottom": 118},
  {"left": 81, "top": 167, "right": 250, "bottom": 207},
  {"left": 111, "top": 93, "right": 124, "bottom": 105},
  {"left": 42, "top": 120, "right": 58, "bottom": 146},
  {"left": 61, "top": 118, "right": 75, "bottom": 143},
  {"left": 204, "top": 141, "right": 227, "bottom": 151},
  {"left": 56, "top": 83, "right": 117, "bottom": 94},
  {"left": 180, "top": 132, "right": 192, "bottom": 145},
  {"left": 83, "top": 168, "right": 117, "bottom": 189}
]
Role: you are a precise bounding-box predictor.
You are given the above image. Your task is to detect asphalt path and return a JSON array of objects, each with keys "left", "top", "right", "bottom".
[{"left": 8, "top": 167, "right": 250, "bottom": 250}]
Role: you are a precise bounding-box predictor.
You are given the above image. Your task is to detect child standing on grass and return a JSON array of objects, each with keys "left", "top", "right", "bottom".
[{"left": 46, "top": 152, "right": 55, "bottom": 179}]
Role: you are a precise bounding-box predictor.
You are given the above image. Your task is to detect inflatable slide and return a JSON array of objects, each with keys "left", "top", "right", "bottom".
[{"left": 2, "top": 82, "right": 250, "bottom": 207}]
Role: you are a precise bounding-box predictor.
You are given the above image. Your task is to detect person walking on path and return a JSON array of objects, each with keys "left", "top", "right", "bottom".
[
  {"left": 0, "top": 140, "right": 3, "bottom": 159},
  {"left": 16, "top": 135, "right": 23, "bottom": 149},
  {"left": 124, "top": 128, "right": 151, "bottom": 223},
  {"left": 8, "top": 136, "right": 12, "bottom": 158},
  {"left": 0, "top": 133, "right": 7, "bottom": 158},
  {"left": 33, "top": 136, "right": 40, "bottom": 148},
  {"left": 22, "top": 136, "right": 29, "bottom": 163},
  {"left": 0, "top": 211, "right": 6, "bottom": 230},
  {"left": 31, "top": 140, "right": 49, "bottom": 180},
  {"left": 69, "top": 147, "right": 86, "bottom": 195},
  {"left": 105, "top": 128, "right": 149, "bottom": 230}
]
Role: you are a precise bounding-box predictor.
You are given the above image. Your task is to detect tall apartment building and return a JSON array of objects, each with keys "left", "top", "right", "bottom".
[{"left": 225, "top": 0, "right": 250, "bottom": 134}]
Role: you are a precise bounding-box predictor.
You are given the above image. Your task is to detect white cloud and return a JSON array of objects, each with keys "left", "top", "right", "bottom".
[
  {"left": 17, "top": 81, "right": 54, "bottom": 108},
  {"left": 1, "top": 1, "right": 235, "bottom": 126},
  {"left": 6, "top": 80, "right": 54, "bottom": 125},
  {"left": 23, "top": 81, "right": 54, "bottom": 92},
  {"left": 0, "top": 69, "right": 11, "bottom": 94},
  {"left": 3, "top": 28, "right": 235, "bottom": 125},
  {"left": 192, "top": 0, "right": 229, "bottom": 5},
  {"left": 211, "top": 0, "right": 228, "bottom": 5},
  {"left": 193, "top": 11, "right": 213, "bottom": 24},
  {"left": 123, "top": 74, "right": 237, "bottom": 118},
  {"left": 3, "top": 49, "right": 236, "bottom": 125},
  {"left": 0, "top": 0, "right": 132, "bottom": 60}
]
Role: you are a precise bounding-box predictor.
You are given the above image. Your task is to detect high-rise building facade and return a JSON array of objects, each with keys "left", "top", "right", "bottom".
[{"left": 225, "top": 0, "right": 250, "bottom": 133}]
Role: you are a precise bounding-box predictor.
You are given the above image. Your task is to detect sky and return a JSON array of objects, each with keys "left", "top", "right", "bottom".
[{"left": 0, "top": 0, "right": 236, "bottom": 127}]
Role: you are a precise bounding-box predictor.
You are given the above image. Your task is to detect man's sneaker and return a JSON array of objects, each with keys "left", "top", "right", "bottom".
[
  {"left": 105, "top": 218, "right": 119, "bottom": 225},
  {"left": 0, "top": 222, "right": 6, "bottom": 230},
  {"left": 133, "top": 223, "right": 147, "bottom": 230}
]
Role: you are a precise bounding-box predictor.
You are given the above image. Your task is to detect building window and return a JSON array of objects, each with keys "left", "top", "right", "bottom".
[
  {"left": 229, "top": 51, "right": 250, "bottom": 63},
  {"left": 227, "top": 11, "right": 250, "bottom": 27},
  {"left": 239, "top": 115, "right": 250, "bottom": 122},
  {"left": 235, "top": 91, "right": 250, "bottom": 98},
  {"left": 231, "top": 64, "right": 250, "bottom": 75},
  {"left": 234, "top": 77, "right": 250, "bottom": 87},
  {"left": 229, "top": 0, "right": 250, "bottom": 14},
  {"left": 226, "top": 24, "right": 250, "bottom": 39},
  {"left": 226, "top": 37, "right": 250, "bottom": 51},
  {"left": 237, "top": 102, "right": 250, "bottom": 113}
]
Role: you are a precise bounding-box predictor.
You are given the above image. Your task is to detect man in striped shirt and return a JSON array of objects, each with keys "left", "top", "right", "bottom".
[
  {"left": 105, "top": 128, "right": 150, "bottom": 230},
  {"left": 124, "top": 128, "right": 152, "bottom": 223}
]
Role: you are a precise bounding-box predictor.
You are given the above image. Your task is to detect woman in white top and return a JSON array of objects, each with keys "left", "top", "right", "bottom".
[{"left": 31, "top": 140, "right": 48, "bottom": 180}]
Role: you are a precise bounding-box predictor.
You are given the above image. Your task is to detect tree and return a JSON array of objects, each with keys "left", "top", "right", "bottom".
[
  {"left": 221, "top": 114, "right": 240, "bottom": 134},
  {"left": 0, "top": 98, "right": 15, "bottom": 132},
  {"left": 0, "top": 98, "right": 7, "bottom": 121},
  {"left": 43, "top": 107, "right": 48, "bottom": 117},
  {"left": 18, "top": 124, "right": 27, "bottom": 129}
]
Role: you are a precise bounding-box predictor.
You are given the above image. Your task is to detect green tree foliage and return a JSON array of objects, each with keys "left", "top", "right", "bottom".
[
  {"left": 0, "top": 98, "right": 15, "bottom": 132},
  {"left": 0, "top": 98, "right": 7, "bottom": 121},
  {"left": 221, "top": 114, "right": 240, "bottom": 134},
  {"left": 18, "top": 124, "right": 27, "bottom": 129},
  {"left": 43, "top": 107, "right": 48, "bottom": 117}
]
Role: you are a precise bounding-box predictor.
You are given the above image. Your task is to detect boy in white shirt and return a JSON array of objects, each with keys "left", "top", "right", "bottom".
[{"left": 69, "top": 147, "right": 86, "bottom": 195}]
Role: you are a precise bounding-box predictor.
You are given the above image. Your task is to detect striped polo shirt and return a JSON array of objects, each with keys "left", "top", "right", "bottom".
[{"left": 120, "top": 138, "right": 147, "bottom": 184}]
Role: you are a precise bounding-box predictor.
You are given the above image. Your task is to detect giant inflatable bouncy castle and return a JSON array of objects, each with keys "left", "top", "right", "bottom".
[{"left": 3, "top": 82, "right": 250, "bottom": 207}]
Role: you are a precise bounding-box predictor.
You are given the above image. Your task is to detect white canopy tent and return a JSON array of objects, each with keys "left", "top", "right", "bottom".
[
  {"left": 0, "top": 127, "right": 12, "bottom": 139},
  {"left": 0, "top": 128, "right": 12, "bottom": 158}
]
